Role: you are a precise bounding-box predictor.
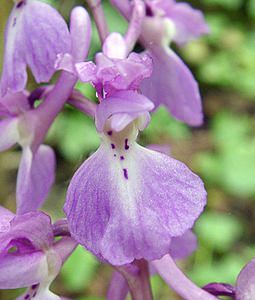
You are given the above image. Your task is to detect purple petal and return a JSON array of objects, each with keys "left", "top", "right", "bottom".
[
  {"left": 146, "top": 0, "right": 209, "bottom": 46},
  {"left": 55, "top": 7, "right": 92, "bottom": 73},
  {"left": 16, "top": 145, "right": 56, "bottom": 214},
  {"left": 95, "top": 91, "right": 154, "bottom": 132},
  {"left": 0, "top": 91, "right": 30, "bottom": 117},
  {"left": 0, "top": 251, "right": 48, "bottom": 289},
  {"left": 110, "top": 0, "right": 131, "bottom": 19},
  {"left": 52, "top": 237, "right": 77, "bottom": 262},
  {"left": 152, "top": 254, "right": 218, "bottom": 300},
  {"left": 165, "top": 2, "right": 209, "bottom": 46},
  {"left": 141, "top": 47, "right": 203, "bottom": 126},
  {"left": 170, "top": 230, "right": 197, "bottom": 260},
  {"left": 80, "top": 52, "right": 152, "bottom": 97},
  {"left": 75, "top": 61, "right": 97, "bottom": 82},
  {"left": 1, "top": 0, "right": 71, "bottom": 95},
  {"left": 0, "top": 117, "right": 19, "bottom": 151},
  {"left": 107, "top": 271, "right": 129, "bottom": 300},
  {"left": 0, "top": 206, "right": 14, "bottom": 233},
  {"left": 65, "top": 128, "right": 206, "bottom": 265},
  {"left": 236, "top": 258, "right": 255, "bottom": 300},
  {"left": 15, "top": 250, "right": 62, "bottom": 300},
  {"left": 147, "top": 144, "right": 171, "bottom": 155},
  {"left": 103, "top": 33, "right": 127, "bottom": 59},
  {"left": 70, "top": 6, "right": 92, "bottom": 62},
  {"left": 0, "top": 211, "right": 54, "bottom": 253},
  {"left": 55, "top": 53, "right": 76, "bottom": 74},
  {"left": 203, "top": 282, "right": 235, "bottom": 297}
]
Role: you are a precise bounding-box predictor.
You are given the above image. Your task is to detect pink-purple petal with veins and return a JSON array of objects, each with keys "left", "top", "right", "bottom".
[
  {"left": 1, "top": 0, "right": 71, "bottom": 95},
  {"left": 0, "top": 117, "right": 19, "bottom": 152},
  {"left": 141, "top": 46, "right": 203, "bottom": 126},
  {"left": 65, "top": 123, "right": 206, "bottom": 265},
  {"left": 16, "top": 145, "right": 56, "bottom": 215}
]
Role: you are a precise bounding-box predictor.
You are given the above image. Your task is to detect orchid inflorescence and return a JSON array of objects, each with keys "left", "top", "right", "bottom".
[{"left": 0, "top": 1, "right": 252, "bottom": 299}]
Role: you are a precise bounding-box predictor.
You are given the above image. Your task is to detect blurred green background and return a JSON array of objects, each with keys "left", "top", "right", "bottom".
[{"left": 1, "top": 0, "right": 255, "bottom": 299}]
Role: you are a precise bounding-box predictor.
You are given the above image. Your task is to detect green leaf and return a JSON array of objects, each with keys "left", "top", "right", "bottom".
[
  {"left": 47, "top": 110, "right": 100, "bottom": 162},
  {"left": 195, "top": 212, "right": 243, "bottom": 252},
  {"left": 203, "top": 0, "right": 243, "bottom": 10},
  {"left": 143, "top": 107, "right": 191, "bottom": 141},
  {"left": 61, "top": 246, "right": 99, "bottom": 291}
]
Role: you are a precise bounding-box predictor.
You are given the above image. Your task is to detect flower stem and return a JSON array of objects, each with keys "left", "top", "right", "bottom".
[
  {"left": 116, "top": 260, "right": 153, "bottom": 300},
  {"left": 152, "top": 255, "right": 219, "bottom": 300},
  {"left": 87, "top": 0, "right": 109, "bottom": 43},
  {"left": 125, "top": 0, "right": 145, "bottom": 54},
  {"left": 53, "top": 219, "right": 70, "bottom": 237}
]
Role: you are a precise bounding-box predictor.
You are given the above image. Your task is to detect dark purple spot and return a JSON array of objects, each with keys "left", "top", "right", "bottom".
[
  {"left": 32, "top": 291, "right": 37, "bottom": 298},
  {"left": 12, "top": 17, "right": 17, "bottom": 27},
  {"left": 145, "top": 5, "right": 154, "bottom": 17},
  {"left": 24, "top": 295, "right": 30, "bottom": 300},
  {"left": 123, "top": 168, "right": 128, "bottom": 180},
  {"left": 124, "top": 139, "right": 129, "bottom": 150},
  {"left": 111, "top": 143, "right": 115, "bottom": 149},
  {"left": 120, "top": 156, "right": 125, "bottom": 160},
  {"left": 31, "top": 284, "right": 38, "bottom": 290},
  {"left": 107, "top": 130, "right": 112, "bottom": 136},
  {"left": 16, "top": 1, "right": 25, "bottom": 8},
  {"left": 114, "top": 154, "right": 117, "bottom": 157}
]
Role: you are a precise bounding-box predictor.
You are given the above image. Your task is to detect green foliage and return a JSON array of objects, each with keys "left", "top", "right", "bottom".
[
  {"left": 47, "top": 109, "right": 100, "bottom": 162},
  {"left": 196, "top": 112, "right": 255, "bottom": 197},
  {"left": 143, "top": 107, "right": 191, "bottom": 141},
  {"left": 61, "top": 246, "right": 99, "bottom": 291},
  {"left": 190, "top": 253, "right": 246, "bottom": 285},
  {"left": 203, "top": 0, "right": 243, "bottom": 10},
  {"left": 196, "top": 211, "right": 243, "bottom": 252}
]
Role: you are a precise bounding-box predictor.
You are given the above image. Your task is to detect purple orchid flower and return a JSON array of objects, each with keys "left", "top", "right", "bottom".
[
  {"left": 204, "top": 257, "right": 255, "bottom": 300},
  {"left": 110, "top": 0, "right": 209, "bottom": 126},
  {"left": 64, "top": 33, "right": 207, "bottom": 266},
  {"left": 0, "top": 5, "right": 92, "bottom": 215},
  {"left": 0, "top": 206, "right": 77, "bottom": 300},
  {"left": 0, "top": 92, "right": 56, "bottom": 214},
  {"left": 1, "top": 0, "right": 71, "bottom": 96}
]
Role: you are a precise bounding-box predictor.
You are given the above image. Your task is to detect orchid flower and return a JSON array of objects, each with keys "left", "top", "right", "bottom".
[
  {"left": 0, "top": 6, "right": 92, "bottom": 215},
  {"left": 0, "top": 206, "right": 77, "bottom": 300},
  {"left": 110, "top": 0, "right": 209, "bottom": 126},
  {"left": 64, "top": 33, "right": 207, "bottom": 266},
  {"left": 204, "top": 257, "right": 255, "bottom": 300}
]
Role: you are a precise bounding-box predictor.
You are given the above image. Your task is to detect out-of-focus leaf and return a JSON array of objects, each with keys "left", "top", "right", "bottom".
[
  {"left": 247, "top": 0, "right": 255, "bottom": 19},
  {"left": 190, "top": 254, "right": 246, "bottom": 285},
  {"left": 61, "top": 245, "right": 99, "bottom": 291},
  {"left": 212, "top": 112, "right": 253, "bottom": 151},
  {"left": 203, "top": 0, "right": 243, "bottom": 10},
  {"left": 47, "top": 110, "right": 100, "bottom": 162},
  {"left": 75, "top": 82, "right": 97, "bottom": 102},
  {"left": 219, "top": 142, "right": 255, "bottom": 197},
  {"left": 143, "top": 107, "right": 191, "bottom": 141},
  {"left": 195, "top": 212, "right": 243, "bottom": 252}
]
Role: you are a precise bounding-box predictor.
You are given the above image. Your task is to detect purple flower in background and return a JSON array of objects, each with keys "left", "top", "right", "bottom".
[
  {"left": 0, "top": 92, "right": 55, "bottom": 214},
  {"left": 0, "top": 206, "right": 76, "bottom": 299},
  {"left": 1, "top": 0, "right": 71, "bottom": 96},
  {"left": 64, "top": 32, "right": 207, "bottom": 264},
  {"left": 204, "top": 257, "right": 255, "bottom": 300},
  {"left": 236, "top": 258, "right": 255, "bottom": 300},
  {"left": 111, "top": 0, "right": 209, "bottom": 126}
]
